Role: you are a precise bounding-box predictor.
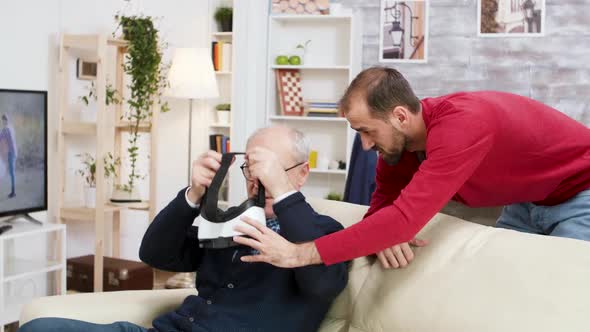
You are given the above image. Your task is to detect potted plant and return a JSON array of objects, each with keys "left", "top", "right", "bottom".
[
  {"left": 290, "top": 40, "right": 311, "bottom": 65},
  {"left": 215, "top": 103, "right": 231, "bottom": 125},
  {"left": 76, "top": 152, "right": 120, "bottom": 208},
  {"left": 79, "top": 81, "right": 122, "bottom": 122},
  {"left": 214, "top": 7, "right": 233, "bottom": 32},
  {"left": 113, "top": 14, "right": 169, "bottom": 202},
  {"left": 325, "top": 192, "right": 342, "bottom": 201}
]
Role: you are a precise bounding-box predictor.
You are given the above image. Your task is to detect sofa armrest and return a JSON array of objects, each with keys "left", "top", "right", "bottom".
[{"left": 20, "top": 288, "right": 197, "bottom": 327}]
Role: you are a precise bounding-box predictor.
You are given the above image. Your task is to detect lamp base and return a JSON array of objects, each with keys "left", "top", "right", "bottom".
[{"left": 165, "top": 272, "right": 196, "bottom": 289}]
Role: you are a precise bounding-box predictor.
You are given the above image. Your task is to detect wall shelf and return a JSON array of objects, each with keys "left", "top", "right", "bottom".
[
  {"left": 271, "top": 15, "right": 352, "bottom": 22},
  {"left": 61, "top": 121, "right": 97, "bottom": 135},
  {"left": 4, "top": 259, "right": 63, "bottom": 283},
  {"left": 266, "top": 12, "right": 360, "bottom": 200}
]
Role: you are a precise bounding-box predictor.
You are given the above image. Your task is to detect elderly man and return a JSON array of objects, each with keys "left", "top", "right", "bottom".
[
  {"left": 233, "top": 66, "right": 590, "bottom": 271},
  {"left": 20, "top": 125, "right": 347, "bottom": 332}
]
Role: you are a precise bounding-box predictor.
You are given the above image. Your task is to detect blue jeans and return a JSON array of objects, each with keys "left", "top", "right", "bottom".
[
  {"left": 496, "top": 189, "right": 590, "bottom": 241},
  {"left": 18, "top": 317, "right": 149, "bottom": 332}
]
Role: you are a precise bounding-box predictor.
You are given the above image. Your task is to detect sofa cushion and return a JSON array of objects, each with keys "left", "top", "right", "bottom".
[{"left": 347, "top": 213, "right": 590, "bottom": 332}]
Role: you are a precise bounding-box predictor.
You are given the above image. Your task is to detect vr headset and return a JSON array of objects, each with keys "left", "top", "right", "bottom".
[{"left": 197, "top": 152, "right": 266, "bottom": 249}]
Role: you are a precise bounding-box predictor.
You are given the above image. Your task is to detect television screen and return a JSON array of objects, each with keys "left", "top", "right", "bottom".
[{"left": 0, "top": 89, "right": 47, "bottom": 217}]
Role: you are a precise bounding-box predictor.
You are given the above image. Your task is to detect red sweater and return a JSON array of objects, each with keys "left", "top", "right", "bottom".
[{"left": 315, "top": 91, "right": 590, "bottom": 265}]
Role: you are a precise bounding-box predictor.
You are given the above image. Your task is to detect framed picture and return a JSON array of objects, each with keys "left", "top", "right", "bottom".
[
  {"left": 379, "top": 0, "right": 428, "bottom": 63},
  {"left": 478, "top": 0, "right": 545, "bottom": 37},
  {"left": 76, "top": 58, "right": 97, "bottom": 80},
  {"left": 275, "top": 69, "right": 304, "bottom": 116}
]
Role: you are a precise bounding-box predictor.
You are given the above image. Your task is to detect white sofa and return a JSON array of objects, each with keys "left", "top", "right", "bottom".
[{"left": 20, "top": 198, "right": 590, "bottom": 331}]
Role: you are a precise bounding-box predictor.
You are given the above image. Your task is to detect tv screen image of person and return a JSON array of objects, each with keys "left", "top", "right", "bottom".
[{"left": 0, "top": 89, "right": 47, "bottom": 219}]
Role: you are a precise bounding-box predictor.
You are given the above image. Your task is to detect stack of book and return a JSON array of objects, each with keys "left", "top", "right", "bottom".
[
  {"left": 211, "top": 41, "right": 232, "bottom": 72},
  {"left": 304, "top": 101, "right": 340, "bottom": 117},
  {"left": 209, "top": 134, "right": 231, "bottom": 154}
]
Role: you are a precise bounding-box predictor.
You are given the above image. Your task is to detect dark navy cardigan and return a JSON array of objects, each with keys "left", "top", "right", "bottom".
[{"left": 139, "top": 189, "right": 348, "bottom": 332}]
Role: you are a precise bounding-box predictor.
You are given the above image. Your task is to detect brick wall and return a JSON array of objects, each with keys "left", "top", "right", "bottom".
[{"left": 336, "top": 0, "right": 590, "bottom": 124}]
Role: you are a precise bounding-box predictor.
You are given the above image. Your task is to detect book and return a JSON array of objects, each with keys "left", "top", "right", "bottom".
[
  {"left": 213, "top": 42, "right": 222, "bottom": 71},
  {"left": 209, "top": 134, "right": 230, "bottom": 153},
  {"left": 221, "top": 136, "right": 228, "bottom": 154},
  {"left": 306, "top": 101, "right": 339, "bottom": 108},
  {"left": 215, "top": 135, "right": 222, "bottom": 153},
  {"left": 222, "top": 42, "right": 232, "bottom": 72}
]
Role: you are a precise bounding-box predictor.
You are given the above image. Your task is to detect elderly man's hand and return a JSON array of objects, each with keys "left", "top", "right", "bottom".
[
  {"left": 187, "top": 150, "right": 223, "bottom": 204},
  {"left": 247, "top": 147, "right": 294, "bottom": 198},
  {"left": 376, "top": 238, "right": 428, "bottom": 269}
]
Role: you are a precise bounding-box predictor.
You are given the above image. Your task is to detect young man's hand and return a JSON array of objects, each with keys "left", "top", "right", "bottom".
[
  {"left": 187, "top": 150, "right": 223, "bottom": 204},
  {"left": 234, "top": 216, "right": 322, "bottom": 268},
  {"left": 246, "top": 147, "right": 294, "bottom": 198},
  {"left": 376, "top": 238, "right": 428, "bottom": 269}
]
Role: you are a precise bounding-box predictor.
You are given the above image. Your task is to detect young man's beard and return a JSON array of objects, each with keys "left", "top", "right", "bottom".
[{"left": 380, "top": 128, "right": 407, "bottom": 166}]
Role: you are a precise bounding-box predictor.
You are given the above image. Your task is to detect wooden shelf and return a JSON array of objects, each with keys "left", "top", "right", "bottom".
[
  {"left": 310, "top": 169, "right": 347, "bottom": 175},
  {"left": 58, "top": 33, "right": 159, "bottom": 293},
  {"left": 107, "top": 38, "right": 129, "bottom": 48},
  {"left": 115, "top": 121, "right": 152, "bottom": 132},
  {"left": 271, "top": 65, "right": 349, "bottom": 70},
  {"left": 269, "top": 115, "right": 347, "bottom": 122},
  {"left": 60, "top": 206, "right": 125, "bottom": 221},
  {"left": 61, "top": 121, "right": 97, "bottom": 135},
  {"left": 109, "top": 200, "right": 151, "bottom": 211},
  {"left": 212, "top": 32, "right": 233, "bottom": 38},
  {"left": 62, "top": 34, "right": 128, "bottom": 53},
  {"left": 60, "top": 202, "right": 150, "bottom": 221}
]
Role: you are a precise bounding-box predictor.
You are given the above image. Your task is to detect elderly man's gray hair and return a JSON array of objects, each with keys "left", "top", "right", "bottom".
[{"left": 247, "top": 125, "right": 310, "bottom": 163}]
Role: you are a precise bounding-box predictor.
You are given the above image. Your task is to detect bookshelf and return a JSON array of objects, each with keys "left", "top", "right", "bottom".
[
  {"left": 57, "top": 34, "right": 159, "bottom": 291},
  {"left": 266, "top": 12, "right": 361, "bottom": 200},
  {"left": 209, "top": 0, "right": 234, "bottom": 206}
]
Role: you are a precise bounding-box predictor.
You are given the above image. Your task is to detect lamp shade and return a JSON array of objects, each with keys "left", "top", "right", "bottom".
[{"left": 165, "top": 47, "right": 219, "bottom": 99}]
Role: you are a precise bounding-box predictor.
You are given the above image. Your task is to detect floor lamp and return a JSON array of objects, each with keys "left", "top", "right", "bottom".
[{"left": 164, "top": 47, "right": 219, "bottom": 288}]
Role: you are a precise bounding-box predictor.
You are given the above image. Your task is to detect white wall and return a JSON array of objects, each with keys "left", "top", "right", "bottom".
[{"left": 0, "top": 0, "right": 210, "bottom": 260}]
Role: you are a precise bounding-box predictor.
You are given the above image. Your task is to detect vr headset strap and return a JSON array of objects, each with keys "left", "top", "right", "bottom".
[{"left": 201, "top": 152, "right": 265, "bottom": 223}]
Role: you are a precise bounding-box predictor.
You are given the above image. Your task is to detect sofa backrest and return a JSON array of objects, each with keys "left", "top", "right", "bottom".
[
  {"left": 308, "top": 198, "right": 590, "bottom": 332},
  {"left": 308, "top": 198, "right": 371, "bottom": 332}
]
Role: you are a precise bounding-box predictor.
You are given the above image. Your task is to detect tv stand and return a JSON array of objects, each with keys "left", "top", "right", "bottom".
[{"left": 3, "top": 213, "right": 42, "bottom": 225}]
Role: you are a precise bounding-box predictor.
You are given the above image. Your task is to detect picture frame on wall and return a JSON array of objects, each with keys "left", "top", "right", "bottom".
[
  {"left": 478, "top": 0, "right": 545, "bottom": 37},
  {"left": 76, "top": 58, "right": 97, "bottom": 80},
  {"left": 379, "top": 0, "right": 429, "bottom": 63}
]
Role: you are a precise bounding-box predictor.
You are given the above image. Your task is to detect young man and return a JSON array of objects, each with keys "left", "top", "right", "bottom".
[
  {"left": 20, "top": 126, "right": 347, "bottom": 332},
  {"left": 233, "top": 66, "right": 590, "bottom": 271}
]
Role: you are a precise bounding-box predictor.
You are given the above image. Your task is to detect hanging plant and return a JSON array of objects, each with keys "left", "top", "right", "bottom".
[{"left": 113, "top": 14, "right": 170, "bottom": 193}]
